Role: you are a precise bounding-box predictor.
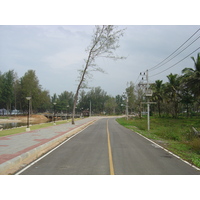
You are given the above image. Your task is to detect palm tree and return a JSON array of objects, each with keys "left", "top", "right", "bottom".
[
  {"left": 152, "top": 80, "right": 164, "bottom": 117},
  {"left": 182, "top": 53, "right": 200, "bottom": 99},
  {"left": 165, "top": 73, "right": 181, "bottom": 118}
]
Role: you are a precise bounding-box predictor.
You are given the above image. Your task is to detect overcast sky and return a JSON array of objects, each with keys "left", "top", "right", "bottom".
[{"left": 0, "top": 25, "right": 199, "bottom": 97}]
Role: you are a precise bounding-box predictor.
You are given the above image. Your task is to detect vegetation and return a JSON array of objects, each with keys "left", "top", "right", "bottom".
[
  {"left": 123, "top": 53, "right": 200, "bottom": 118},
  {"left": 72, "top": 25, "right": 125, "bottom": 124},
  {"left": 0, "top": 69, "right": 51, "bottom": 114},
  {"left": 117, "top": 117, "right": 200, "bottom": 168},
  {"left": 2, "top": 51, "right": 198, "bottom": 118},
  {"left": 0, "top": 70, "right": 125, "bottom": 115},
  {"left": 0, "top": 119, "right": 72, "bottom": 137},
  {"left": 119, "top": 53, "right": 200, "bottom": 168}
]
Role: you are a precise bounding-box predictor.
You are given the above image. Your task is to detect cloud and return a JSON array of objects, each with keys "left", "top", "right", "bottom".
[{"left": 0, "top": 25, "right": 199, "bottom": 97}]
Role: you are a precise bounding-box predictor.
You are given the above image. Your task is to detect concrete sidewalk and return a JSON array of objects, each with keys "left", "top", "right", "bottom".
[{"left": 0, "top": 117, "right": 98, "bottom": 175}]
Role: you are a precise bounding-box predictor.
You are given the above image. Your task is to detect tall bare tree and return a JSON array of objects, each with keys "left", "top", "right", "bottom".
[{"left": 72, "top": 25, "right": 126, "bottom": 124}]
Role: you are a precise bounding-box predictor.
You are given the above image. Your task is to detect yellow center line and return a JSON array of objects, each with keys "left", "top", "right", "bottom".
[{"left": 107, "top": 119, "right": 115, "bottom": 175}]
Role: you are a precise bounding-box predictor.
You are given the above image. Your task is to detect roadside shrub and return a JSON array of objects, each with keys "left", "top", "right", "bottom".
[
  {"left": 152, "top": 127, "right": 181, "bottom": 141},
  {"left": 185, "top": 130, "right": 199, "bottom": 141},
  {"left": 191, "top": 155, "right": 200, "bottom": 167},
  {"left": 189, "top": 138, "right": 200, "bottom": 154}
]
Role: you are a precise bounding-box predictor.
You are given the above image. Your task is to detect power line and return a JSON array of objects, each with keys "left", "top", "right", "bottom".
[
  {"left": 134, "top": 74, "right": 140, "bottom": 85},
  {"left": 150, "top": 46, "right": 200, "bottom": 77},
  {"left": 148, "top": 28, "right": 200, "bottom": 72},
  {"left": 149, "top": 34, "right": 200, "bottom": 72}
]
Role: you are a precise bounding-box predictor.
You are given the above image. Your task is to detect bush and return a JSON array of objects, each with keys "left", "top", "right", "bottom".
[{"left": 189, "top": 138, "right": 200, "bottom": 154}]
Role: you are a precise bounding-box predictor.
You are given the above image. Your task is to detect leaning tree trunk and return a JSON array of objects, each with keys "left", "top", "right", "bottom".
[
  {"left": 71, "top": 49, "right": 93, "bottom": 124},
  {"left": 71, "top": 25, "right": 125, "bottom": 124}
]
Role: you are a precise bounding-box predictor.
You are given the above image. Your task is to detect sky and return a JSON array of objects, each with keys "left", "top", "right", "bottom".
[
  {"left": 0, "top": 25, "right": 200, "bottom": 96},
  {"left": 0, "top": 1, "right": 199, "bottom": 98},
  {"left": 0, "top": 25, "right": 199, "bottom": 97},
  {"left": 1, "top": 0, "right": 200, "bottom": 197}
]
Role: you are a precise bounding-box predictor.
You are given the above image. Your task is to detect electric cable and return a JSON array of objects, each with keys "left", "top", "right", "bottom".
[
  {"left": 148, "top": 28, "right": 200, "bottom": 72},
  {"left": 150, "top": 46, "right": 200, "bottom": 77},
  {"left": 149, "top": 34, "right": 200, "bottom": 72}
]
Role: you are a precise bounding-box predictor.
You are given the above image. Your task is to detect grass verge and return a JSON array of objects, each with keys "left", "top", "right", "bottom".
[
  {"left": 116, "top": 117, "right": 200, "bottom": 169},
  {"left": 0, "top": 119, "right": 73, "bottom": 137}
]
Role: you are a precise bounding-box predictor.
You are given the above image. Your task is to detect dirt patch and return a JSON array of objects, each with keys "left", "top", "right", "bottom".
[
  {"left": 10, "top": 115, "right": 49, "bottom": 123},
  {"left": 0, "top": 119, "right": 21, "bottom": 124}
]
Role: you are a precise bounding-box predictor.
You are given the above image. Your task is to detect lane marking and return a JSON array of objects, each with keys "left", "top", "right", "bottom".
[
  {"left": 107, "top": 119, "right": 115, "bottom": 175},
  {"left": 15, "top": 121, "right": 96, "bottom": 175},
  {"left": 133, "top": 130, "right": 200, "bottom": 171}
]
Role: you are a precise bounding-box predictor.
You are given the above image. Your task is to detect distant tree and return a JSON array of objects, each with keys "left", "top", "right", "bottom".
[
  {"left": 37, "top": 90, "right": 51, "bottom": 112},
  {"left": 72, "top": 25, "right": 126, "bottom": 124},
  {"left": 115, "top": 94, "right": 124, "bottom": 114},
  {"left": 134, "top": 84, "right": 144, "bottom": 118},
  {"left": 51, "top": 93, "right": 58, "bottom": 103},
  {"left": 151, "top": 80, "right": 164, "bottom": 117},
  {"left": 182, "top": 53, "right": 200, "bottom": 99},
  {"left": 126, "top": 82, "right": 136, "bottom": 114},
  {"left": 1, "top": 70, "right": 15, "bottom": 113},
  {"left": 165, "top": 73, "right": 181, "bottom": 118},
  {"left": 105, "top": 96, "right": 117, "bottom": 115},
  {"left": 87, "top": 87, "right": 108, "bottom": 114},
  {"left": 56, "top": 91, "right": 74, "bottom": 113},
  {"left": 78, "top": 90, "right": 88, "bottom": 112},
  {"left": 20, "top": 70, "right": 42, "bottom": 113},
  {"left": 0, "top": 71, "right": 3, "bottom": 107}
]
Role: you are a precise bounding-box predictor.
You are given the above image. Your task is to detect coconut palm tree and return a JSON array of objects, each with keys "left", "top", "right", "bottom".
[
  {"left": 151, "top": 80, "right": 164, "bottom": 117},
  {"left": 165, "top": 73, "right": 181, "bottom": 118},
  {"left": 182, "top": 53, "right": 200, "bottom": 98}
]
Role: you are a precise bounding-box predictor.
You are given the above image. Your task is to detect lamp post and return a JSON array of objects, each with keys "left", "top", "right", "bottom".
[
  {"left": 26, "top": 97, "right": 31, "bottom": 131},
  {"left": 89, "top": 100, "right": 91, "bottom": 117},
  {"left": 53, "top": 102, "right": 57, "bottom": 125},
  {"left": 67, "top": 105, "right": 69, "bottom": 119}
]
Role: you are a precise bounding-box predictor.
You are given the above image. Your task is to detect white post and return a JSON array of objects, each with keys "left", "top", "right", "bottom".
[
  {"left": 147, "top": 100, "right": 150, "bottom": 131},
  {"left": 146, "top": 70, "right": 150, "bottom": 131},
  {"left": 89, "top": 100, "right": 91, "bottom": 117}
]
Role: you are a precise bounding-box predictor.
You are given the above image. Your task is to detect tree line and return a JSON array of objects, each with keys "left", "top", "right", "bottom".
[
  {"left": 1, "top": 52, "right": 199, "bottom": 117},
  {"left": 125, "top": 53, "right": 200, "bottom": 118},
  {"left": 0, "top": 69, "right": 126, "bottom": 115},
  {"left": 0, "top": 70, "right": 51, "bottom": 114}
]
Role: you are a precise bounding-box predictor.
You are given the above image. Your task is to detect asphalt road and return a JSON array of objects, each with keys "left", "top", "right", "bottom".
[{"left": 17, "top": 118, "right": 200, "bottom": 175}]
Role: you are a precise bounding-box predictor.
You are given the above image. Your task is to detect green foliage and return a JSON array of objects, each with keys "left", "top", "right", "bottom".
[
  {"left": 54, "top": 91, "right": 74, "bottom": 113},
  {"left": 1, "top": 70, "right": 15, "bottom": 111},
  {"left": 0, "top": 119, "right": 71, "bottom": 137},
  {"left": 117, "top": 116, "right": 200, "bottom": 168},
  {"left": 0, "top": 69, "right": 51, "bottom": 113},
  {"left": 191, "top": 155, "right": 200, "bottom": 168},
  {"left": 189, "top": 138, "right": 200, "bottom": 154},
  {"left": 105, "top": 96, "right": 117, "bottom": 114}
]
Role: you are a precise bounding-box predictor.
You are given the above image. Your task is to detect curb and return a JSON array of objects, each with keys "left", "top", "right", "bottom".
[{"left": 0, "top": 119, "right": 97, "bottom": 175}]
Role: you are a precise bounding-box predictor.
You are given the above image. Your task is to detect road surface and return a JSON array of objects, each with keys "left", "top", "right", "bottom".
[{"left": 17, "top": 118, "right": 200, "bottom": 175}]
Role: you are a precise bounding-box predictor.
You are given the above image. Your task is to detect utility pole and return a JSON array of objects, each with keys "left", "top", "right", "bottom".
[
  {"left": 139, "top": 70, "right": 156, "bottom": 131},
  {"left": 126, "top": 95, "right": 129, "bottom": 120},
  {"left": 123, "top": 83, "right": 129, "bottom": 120},
  {"left": 146, "top": 70, "right": 150, "bottom": 131}
]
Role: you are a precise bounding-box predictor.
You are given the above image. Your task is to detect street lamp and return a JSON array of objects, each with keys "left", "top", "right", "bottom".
[
  {"left": 89, "top": 100, "right": 91, "bottom": 117},
  {"left": 53, "top": 102, "right": 57, "bottom": 125},
  {"left": 26, "top": 97, "right": 31, "bottom": 131}
]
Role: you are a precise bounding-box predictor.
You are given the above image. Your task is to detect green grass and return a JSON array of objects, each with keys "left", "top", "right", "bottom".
[
  {"left": 116, "top": 117, "right": 200, "bottom": 168},
  {"left": 0, "top": 116, "right": 9, "bottom": 119},
  {"left": 0, "top": 119, "right": 72, "bottom": 137}
]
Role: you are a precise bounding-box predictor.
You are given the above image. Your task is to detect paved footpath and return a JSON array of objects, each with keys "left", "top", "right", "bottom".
[{"left": 0, "top": 117, "right": 98, "bottom": 175}]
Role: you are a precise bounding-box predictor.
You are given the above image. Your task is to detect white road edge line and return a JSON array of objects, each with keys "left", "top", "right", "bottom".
[
  {"left": 134, "top": 130, "right": 200, "bottom": 171},
  {"left": 15, "top": 121, "right": 95, "bottom": 175}
]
